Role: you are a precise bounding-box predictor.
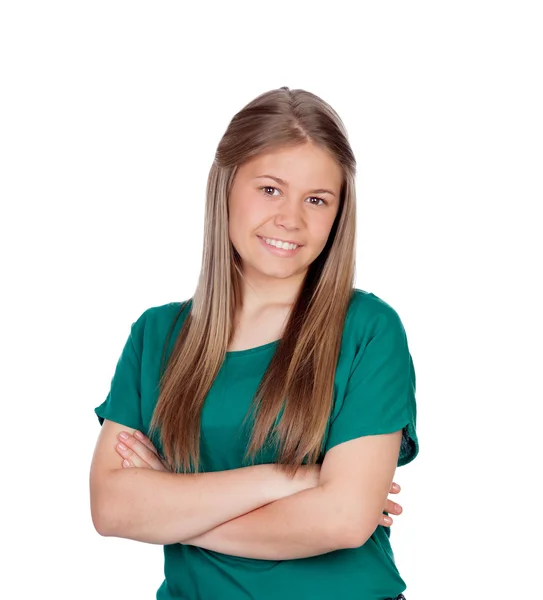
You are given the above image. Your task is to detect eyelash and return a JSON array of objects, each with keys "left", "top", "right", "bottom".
[{"left": 260, "top": 186, "right": 328, "bottom": 207}]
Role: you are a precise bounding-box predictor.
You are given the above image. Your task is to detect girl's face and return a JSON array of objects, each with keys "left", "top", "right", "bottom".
[{"left": 228, "top": 142, "right": 343, "bottom": 284}]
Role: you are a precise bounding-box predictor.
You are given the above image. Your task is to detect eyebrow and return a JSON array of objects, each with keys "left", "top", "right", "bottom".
[{"left": 254, "top": 174, "right": 337, "bottom": 197}]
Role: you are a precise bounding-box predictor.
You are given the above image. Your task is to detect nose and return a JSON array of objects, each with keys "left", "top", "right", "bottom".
[{"left": 273, "top": 197, "right": 303, "bottom": 231}]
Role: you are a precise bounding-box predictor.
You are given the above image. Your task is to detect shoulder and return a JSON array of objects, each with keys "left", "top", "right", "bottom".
[
  {"left": 142, "top": 299, "right": 192, "bottom": 323},
  {"left": 129, "top": 299, "right": 193, "bottom": 343},
  {"left": 346, "top": 288, "right": 405, "bottom": 333},
  {"left": 341, "top": 288, "right": 409, "bottom": 356}
]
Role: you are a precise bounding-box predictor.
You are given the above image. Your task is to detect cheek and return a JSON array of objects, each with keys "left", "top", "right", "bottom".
[
  {"left": 311, "top": 215, "right": 337, "bottom": 246},
  {"left": 230, "top": 197, "right": 265, "bottom": 236},
  {"left": 228, "top": 198, "right": 258, "bottom": 245}
]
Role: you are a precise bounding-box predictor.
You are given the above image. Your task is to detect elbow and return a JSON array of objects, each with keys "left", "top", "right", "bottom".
[
  {"left": 90, "top": 472, "right": 123, "bottom": 537},
  {"left": 321, "top": 487, "right": 374, "bottom": 550},
  {"left": 326, "top": 518, "right": 363, "bottom": 551},
  {"left": 337, "top": 517, "right": 376, "bottom": 550},
  {"left": 92, "top": 503, "right": 123, "bottom": 538},
  {"left": 92, "top": 513, "right": 111, "bottom": 537},
  {"left": 91, "top": 493, "right": 116, "bottom": 537}
]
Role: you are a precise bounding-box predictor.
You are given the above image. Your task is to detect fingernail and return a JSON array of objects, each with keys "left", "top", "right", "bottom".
[
  {"left": 395, "top": 504, "right": 402, "bottom": 512},
  {"left": 117, "top": 442, "right": 127, "bottom": 451},
  {"left": 122, "top": 459, "right": 130, "bottom": 467},
  {"left": 392, "top": 483, "right": 400, "bottom": 491},
  {"left": 384, "top": 517, "right": 392, "bottom": 525},
  {"left": 119, "top": 432, "right": 128, "bottom": 440},
  {"left": 134, "top": 431, "right": 144, "bottom": 440}
]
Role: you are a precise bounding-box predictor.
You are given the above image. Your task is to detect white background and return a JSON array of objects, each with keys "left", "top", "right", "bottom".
[{"left": 1, "top": 1, "right": 542, "bottom": 598}]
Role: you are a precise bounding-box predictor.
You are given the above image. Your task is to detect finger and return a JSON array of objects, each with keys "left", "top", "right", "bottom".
[
  {"left": 119, "top": 431, "right": 160, "bottom": 460},
  {"left": 380, "top": 514, "right": 393, "bottom": 527},
  {"left": 117, "top": 434, "right": 167, "bottom": 471},
  {"left": 160, "top": 457, "right": 173, "bottom": 472},
  {"left": 384, "top": 498, "right": 403, "bottom": 516},
  {"left": 121, "top": 458, "right": 134, "bottom": 468},
  {"left": 389, "top": 481, "right": 401, "bottom": 494},
  {"left": 133, "top": 430, "right": 160, "bottom": 455},
  {"left": 137, "top": 435, "right": 170, "bottom": 471},
  {"left": 116, "top": 441, "right": 153, "bottom": 469},
  {"left": 116, "top": 439, "right": 167, "bottom": 471}
]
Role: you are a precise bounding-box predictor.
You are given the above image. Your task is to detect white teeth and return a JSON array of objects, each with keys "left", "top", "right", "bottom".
[{"left": 263, "top": 237, "right": 298, "bottom": 251}]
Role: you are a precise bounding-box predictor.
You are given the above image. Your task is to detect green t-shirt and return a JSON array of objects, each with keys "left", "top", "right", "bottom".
[{"left": 94, "top": 288, "right": 419, "bottom": 600}]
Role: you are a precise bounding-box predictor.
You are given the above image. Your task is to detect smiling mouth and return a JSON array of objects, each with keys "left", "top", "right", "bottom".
[
  {"left": 257, "top": 235, "right": 303, "bottom": 257},
  {"left": 257, "top": 235, "right": 303, "bottom": 250}
]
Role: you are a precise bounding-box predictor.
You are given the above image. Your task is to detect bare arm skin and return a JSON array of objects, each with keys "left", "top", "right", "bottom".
[
  {"left": 176, "top": 432, "right": 403, "bottom": 559},
  {"left": 89, "top": 419, "right": 319, "bottom": 545}
]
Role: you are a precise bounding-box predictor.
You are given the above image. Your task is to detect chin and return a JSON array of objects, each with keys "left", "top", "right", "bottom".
[
  {"left": 256, "top": 267, "right": 294, "bottom": 279},
  {"left": 257, "top": 262, "right": 307, "bottom": 280}
]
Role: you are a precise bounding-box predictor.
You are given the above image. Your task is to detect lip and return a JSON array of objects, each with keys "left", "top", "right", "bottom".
[
  {"left": 257, "top": 235, "right": 303, "bottom": 257},
  {"left": 258, "top": 235, "right": 303, "bottom": 246}
]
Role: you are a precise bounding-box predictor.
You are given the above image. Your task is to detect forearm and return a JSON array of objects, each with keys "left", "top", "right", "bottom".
[
  {"left": 181, "top": 484, "right": 352, "bottom": 560},
  {"left": 93, "top": 464, "right": 300, "bottom": 545}
]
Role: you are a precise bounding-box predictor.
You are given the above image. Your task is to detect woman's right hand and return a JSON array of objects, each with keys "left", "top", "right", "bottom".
[
  {"left": 115, "top": 429, "right": 171, "bottom": 472},
  {"left": 294, "top": 464, "right": 402, "bottom": 527}
]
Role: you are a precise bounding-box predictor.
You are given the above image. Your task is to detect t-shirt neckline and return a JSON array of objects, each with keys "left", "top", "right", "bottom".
[{"left": 225, "top": 338, "right": 280, "bottom": 358}]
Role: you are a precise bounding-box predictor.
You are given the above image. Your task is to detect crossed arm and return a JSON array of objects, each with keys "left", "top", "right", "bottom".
[{"left": 90, "top": 420, "right": 403, "bottom": 560}]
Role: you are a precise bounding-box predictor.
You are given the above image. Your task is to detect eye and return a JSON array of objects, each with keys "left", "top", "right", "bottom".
[
  {"left": 260, "top": 186, "right": 327, "bottom": 206},
  {"left": 306, "top": 196, "right": 327, "bottom": 207},
  {"left": 260, "top": 186, "right": 280, "bottom": 197}
]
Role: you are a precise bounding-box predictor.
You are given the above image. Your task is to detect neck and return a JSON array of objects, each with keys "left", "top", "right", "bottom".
[{"left": 238, "top": 267, "right": 306, "bottom": 315}]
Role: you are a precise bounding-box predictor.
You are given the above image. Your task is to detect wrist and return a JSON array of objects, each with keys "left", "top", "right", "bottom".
[{"left": 275, "top": 464, "right": 318, "bottom": 498}]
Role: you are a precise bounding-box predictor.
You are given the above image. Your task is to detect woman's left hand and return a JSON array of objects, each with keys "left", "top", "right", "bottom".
[{"left": 115, "top": 430, "right": 170, "bottom": 471}]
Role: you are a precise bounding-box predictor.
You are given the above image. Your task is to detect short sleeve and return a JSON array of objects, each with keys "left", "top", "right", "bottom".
[
  {"left": 94, "top": 311, "right": 147, "bottom": 431},
  {"left": 325, "top": 306, "right": 419, "bottom": 466}
]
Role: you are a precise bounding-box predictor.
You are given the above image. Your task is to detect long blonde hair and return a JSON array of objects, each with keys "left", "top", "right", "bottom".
[{"left": 149, "top": 86, "right": 357, "bottom": 477}]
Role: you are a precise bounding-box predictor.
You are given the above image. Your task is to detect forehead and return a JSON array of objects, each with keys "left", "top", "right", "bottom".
[{"left": 239, "top": 143, "right": 343, "bottom": 187}]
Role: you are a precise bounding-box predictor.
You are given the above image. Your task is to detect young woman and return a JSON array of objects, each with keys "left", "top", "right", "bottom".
[{"left": 90, "top": 86, "right": 419, "bottom": 600}]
